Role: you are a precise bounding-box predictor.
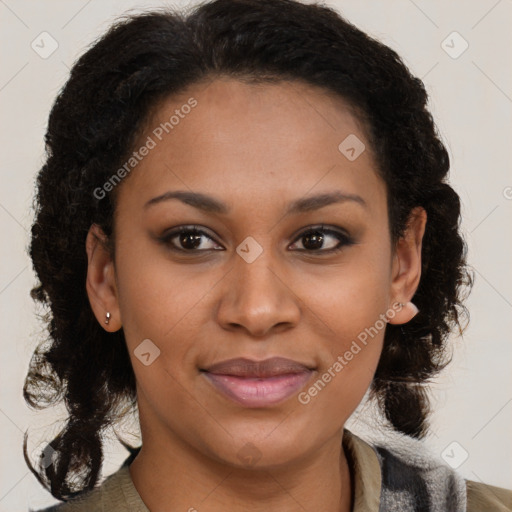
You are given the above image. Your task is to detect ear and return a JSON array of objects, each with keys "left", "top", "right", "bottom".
[
  {"left": 85, "top": 223, "right": 122, "bottom": 332},
  {"left": 387, "top": 206, "right": 427, "bottom": 325}
]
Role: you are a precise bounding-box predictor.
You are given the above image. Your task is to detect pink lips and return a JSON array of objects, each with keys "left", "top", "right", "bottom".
[{"left": 202, "top": 357, "right": 315, "bottom": 408}]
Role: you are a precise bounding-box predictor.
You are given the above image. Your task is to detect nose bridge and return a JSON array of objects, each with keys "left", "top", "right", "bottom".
[
  {"left": 217, "top": 234, "right": 300, "bottom": 335},
  {"left": 234, "top": 234, "right": 284, "bottom": 304}
]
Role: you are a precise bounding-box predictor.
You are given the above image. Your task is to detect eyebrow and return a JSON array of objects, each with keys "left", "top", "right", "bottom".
[{"left": 144, "top": 190, "right": 367, "bottom": 215}]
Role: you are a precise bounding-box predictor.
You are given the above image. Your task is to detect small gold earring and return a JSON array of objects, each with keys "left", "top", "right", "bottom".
[{"left": 105, "top": 312, "right": 111, "bottom": 325}]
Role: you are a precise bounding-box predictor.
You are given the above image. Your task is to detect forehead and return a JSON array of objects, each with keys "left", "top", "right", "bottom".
[{"left": 117, "top": 78, "right": 386, "bottom": 217}]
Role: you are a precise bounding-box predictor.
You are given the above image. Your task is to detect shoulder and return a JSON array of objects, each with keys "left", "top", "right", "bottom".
[
  {"left": 361, "top": 430, "right": 512, "bottom": 511},
  {"left": 29, "top": 464, "right": 148, "bottom": 512},
  {"left": 373, "top": 438, "right": 467, "bottom": 511},
  {"left": 466, "top": 479, "right": 512, "bottom": 511},
  {"left": 30, "top": 484, "right": 107, "bottom": 512},
  {"left": 356, "top": 429, "right": 483, "bottom": 510},
  {"left": 30, "top": 492, "right": 102, "bottom": 512}
]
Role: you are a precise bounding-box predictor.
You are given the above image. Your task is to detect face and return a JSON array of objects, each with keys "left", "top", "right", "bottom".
[{"left": 86, "top": 77, "right": 424, "bottom": 469}]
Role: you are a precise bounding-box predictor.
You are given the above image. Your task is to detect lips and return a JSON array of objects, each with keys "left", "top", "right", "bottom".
[
  {"left": 204, "top": 357, "right": 314, "bottom": 378},
  {"left": 201, "top": 357, "right": 315, "bottom": 407}
]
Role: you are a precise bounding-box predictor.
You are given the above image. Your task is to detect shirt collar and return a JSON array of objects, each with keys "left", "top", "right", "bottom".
[{"left": 342, "top": 429, "right": 382, "bottom": 512}]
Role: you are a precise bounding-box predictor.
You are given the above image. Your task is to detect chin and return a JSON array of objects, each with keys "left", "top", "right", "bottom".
[{"left": 203, "top": 419, "right": 322, "bottom": 470}]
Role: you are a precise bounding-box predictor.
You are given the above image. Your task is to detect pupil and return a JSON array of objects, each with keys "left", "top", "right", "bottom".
[
  {"left": 181, "top": 232, "right": 202, "bottom": 249},
  {"left": 304, "top": 231, "right": 324, "bottom": 250}
]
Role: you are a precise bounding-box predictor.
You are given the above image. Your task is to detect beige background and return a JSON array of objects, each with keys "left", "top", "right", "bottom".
[{"left": 1, "top": 0, "right": 511, "bottom": 509}]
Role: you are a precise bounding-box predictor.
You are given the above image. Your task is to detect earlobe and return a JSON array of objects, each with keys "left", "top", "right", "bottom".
[
  {"left": 387, "top": 300, "right": 420, "bottom": 325},
  {"left": 85, "top": 224, "right": 122, "bottom": 332},
  {"left": 388, "top": 207, "right": 427, "bottom": 325}
]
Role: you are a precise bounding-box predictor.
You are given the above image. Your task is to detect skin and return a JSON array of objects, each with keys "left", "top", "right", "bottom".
[{"left": 85, "top": 78, "right": 426, "bottom": 512}]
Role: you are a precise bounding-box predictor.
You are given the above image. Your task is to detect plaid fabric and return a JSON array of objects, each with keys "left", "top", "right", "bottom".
[{"left": 373, "top": 437, "right": 467, "bottom": 511}]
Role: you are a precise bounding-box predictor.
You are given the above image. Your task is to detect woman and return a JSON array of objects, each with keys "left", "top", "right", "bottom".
[{"left": 24, "top": 0, "right": 512, "bottom": 510}]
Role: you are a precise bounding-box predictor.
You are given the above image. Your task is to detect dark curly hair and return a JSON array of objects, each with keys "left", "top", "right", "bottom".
[{"left": 24, "top": 0, "right": 473, "bottom": 501}]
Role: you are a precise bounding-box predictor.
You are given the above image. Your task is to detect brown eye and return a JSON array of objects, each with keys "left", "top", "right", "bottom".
[
  {"left": 289, "top": 225, "right": 354, "bottom": 254},
  {"left": 159, "top": 224, "right": 354, "bottom": 255},
  {"left": 159, "top": 226, "right": 222, "bottom": 252}
]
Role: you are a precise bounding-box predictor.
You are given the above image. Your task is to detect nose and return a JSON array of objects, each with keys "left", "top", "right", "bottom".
[{"left": 216, "top": 247, "right": 301, "bottom": 338}]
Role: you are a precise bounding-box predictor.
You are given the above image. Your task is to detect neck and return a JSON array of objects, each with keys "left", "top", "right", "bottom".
[{"left": 129, "top": 425, "right": 353, "bottom": 512}]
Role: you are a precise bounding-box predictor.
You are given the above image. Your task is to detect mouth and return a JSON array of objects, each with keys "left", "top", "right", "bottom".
[{"left": 200, "top": 357, "right": 316, "bottom": 408}]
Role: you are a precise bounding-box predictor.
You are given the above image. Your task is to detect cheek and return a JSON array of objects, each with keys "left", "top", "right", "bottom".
[
  {"left": 293, "top": 244, "right": 391, "bottom": 411},
  {"left": 114, "top": 235, "right": 213, "bottom": 345},
  {"left": 114, "top": 240, "right": 224, "bottom": 410},
  {"left": 295, "top": 295, "right": 387, "bottom": 437},
  {"left": 298, "top": 243, "right": 391, "bottom": 348}
]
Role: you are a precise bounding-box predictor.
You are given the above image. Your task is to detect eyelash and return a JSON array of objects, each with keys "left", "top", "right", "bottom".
[{"left": 158, "top": 224, "right": 355, "bottom": 255}]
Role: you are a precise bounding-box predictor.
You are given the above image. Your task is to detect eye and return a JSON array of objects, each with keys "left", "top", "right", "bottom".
[
  {"left": 289, "top": 225, "right": 354, "bottom": 254},
  {"left": 159, "top": 225, "right": 222, "bottom": 252},
  {"left": 158, "top": 224, "right": 354, "bottom": 254}
]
